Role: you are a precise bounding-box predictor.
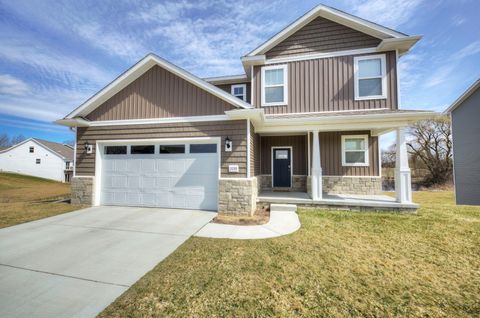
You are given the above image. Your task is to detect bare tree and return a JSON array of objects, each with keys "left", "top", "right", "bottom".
[
  {"left": 407, "top": 118, "right": 452, "bottom": 186},
  {"left": 10, "top": 134, "right": 26, "bottom": 145},
  {"left": 0, "top": 133, "right": 9, "bottom": 147},
  {"left": 381, "top": 144, "right": 396, "bottom": 168}
]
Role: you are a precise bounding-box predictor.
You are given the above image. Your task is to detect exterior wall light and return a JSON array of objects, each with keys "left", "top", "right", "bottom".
[{"left": 225, "top": 137, "right": 232, "bottom": 152}]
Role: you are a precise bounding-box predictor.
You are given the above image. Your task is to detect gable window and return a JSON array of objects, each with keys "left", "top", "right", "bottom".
[
  {"left": 231, "top": 84, "right": 247, "bottom": 101},
  {"left": 29, "top": 146, "right": 34, "bottom": 153},
  {"left": 354, "top": 54, "right": 387, "bottom": 100},
  {"left": 36, "top": 158, "right": 41, "bottom": 164},
  {"left": 341, "top": 135, "right": 369, "bottom": 166},
  {"left": 261, "top": 64, "right": 288, "bottom": 106}
]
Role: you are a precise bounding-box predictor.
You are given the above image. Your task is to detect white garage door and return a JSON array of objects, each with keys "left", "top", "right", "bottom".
[{"left": 100, "top": 142, "right": 219, "bottom": 211}]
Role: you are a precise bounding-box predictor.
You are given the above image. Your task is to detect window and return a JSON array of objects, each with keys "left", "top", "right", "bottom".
[
  {"left": 105, "top": 146, "right": 127, "bottom": 155},
  {"left": 261, "top": 64, "right": 288, "bottom": 106},
  {"left": 131, "top": 145, "right": 155, "bottom": 154},
  {"left": 36, "top": 158, "right": 41, "bottom": 164},
  {"left": 160, "top": 145, "right": 185, "bottom": 154},
  {"left": 29, "top": 146, "right": 34, "bottom": 153},
  {"left": 342, "top": 135, "right": 369, "bottom": 166},
  {"left": 190, "top": 144, "right": 217, "bottom": 153},
  {"left": 354, "top": 54, "right": 386, "bottom": 100},
  {"left": 231, "top": 84, "right": 247, "bottom": 101},
  {"left": 66, "top": 161, "right": 71, "bottom": 169},
  {"left": 275, "top": 150, "right": 289, "bottom": 159}
]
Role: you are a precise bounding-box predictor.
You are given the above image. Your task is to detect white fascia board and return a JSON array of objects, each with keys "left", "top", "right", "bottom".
[
  {"left": 246, "top": 5, "right": 406, "bottom": 57},
  {"left": 266, "top": 48, "right": 378, "bottom": 65},
  {"left": 225, "top": 108, "right": 265, "bottom": 123},
  {"left": 376, "top": 36, "right": 422, "bottom": 54},
  {"left": 54, "top": 118, "right": 90, "bottom": 127},
  {"left": 63, "top": 54, "right": 253, "bottom": 120},
  {"left": 86, "top": 115, "right": 231, "bottom": 127},
  {"left": 444, "top": 79, "right": 480, "bottom": 114},
  {"left": 204, "top": 74, "right": 248, "bottom": 85}
]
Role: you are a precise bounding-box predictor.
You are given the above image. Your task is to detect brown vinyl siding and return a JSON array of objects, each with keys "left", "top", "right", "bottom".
[
  {"left": 265, "top": 16, "right": 382, "bottom": 59},
  {"left": 252, "top": 51, "right": 397, "bottom": 112},
  {"left": 250, "top": 122, "right": 260, "bottom": 176},
  {"left": 216, "top": 83, "right": 251, "bottom": 103},
  {"left": 259, "top": 135, "right": 307, "bottom": 175},
  {"left": 318, "top": 131, "right": 379, "bottom": 176},
  {"left": 75, "top": 120, "right": 247, "bottom": 178},
  {"left": 86, "top": 65, "right": 235, "bottom": 121}
]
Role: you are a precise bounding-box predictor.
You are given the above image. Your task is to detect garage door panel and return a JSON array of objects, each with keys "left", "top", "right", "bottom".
[{"left": 101, "top": 143, "right": 218, "bottom": 211}]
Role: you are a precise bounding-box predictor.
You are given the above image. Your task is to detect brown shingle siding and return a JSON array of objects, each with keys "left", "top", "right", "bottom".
[{"left": 75, "top": 120, "right": 247, "bottom": 178}]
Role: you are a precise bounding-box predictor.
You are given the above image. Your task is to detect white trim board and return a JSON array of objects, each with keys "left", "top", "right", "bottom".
[
  {"left": 353, "top": 54, "right": 387, "bottom": 101},
  {"left": 61, "top": 54, "right": 253, "bottom": 121},
  {"left": 261, "top": 64, "right": 289, "bottom": 107},
  {"left": 341, "top": 134, "right": 369, "bottom": 167}
]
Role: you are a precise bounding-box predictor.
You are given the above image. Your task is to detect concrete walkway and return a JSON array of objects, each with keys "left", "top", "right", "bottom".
[
  {"left": 194, "top": 210, "right": 301, "bottom": 239},
  {"left": 0, "top": 206, "right": 216, "bottom": 318}
]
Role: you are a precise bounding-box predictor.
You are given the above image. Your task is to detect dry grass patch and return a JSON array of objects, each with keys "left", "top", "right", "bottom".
[
  {"left": 100, "top": 191, "right": 480, "bottom": 317},
  {"left": 0, "top": 172, "right": 83, "bottom": 228}
]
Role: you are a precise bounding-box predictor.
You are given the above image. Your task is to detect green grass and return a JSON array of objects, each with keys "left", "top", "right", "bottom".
[
  {"left": 0, "top": 172, "right": 83, "bottom": 228},
  {"left": 100, "top": 191, "right": 480, "bottom": 318}
]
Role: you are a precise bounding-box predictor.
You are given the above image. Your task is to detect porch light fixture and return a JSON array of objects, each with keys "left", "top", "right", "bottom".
[
  {"left": 85, "top": 142, "right": 93, "bottom": 154},
  {"left": 225, "top": 137, "right": 232, "bottom": 152}
]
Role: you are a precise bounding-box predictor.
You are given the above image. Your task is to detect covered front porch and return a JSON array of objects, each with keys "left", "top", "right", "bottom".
[{"left": 238, "top": 109, "right": 435, "bottom": 212}]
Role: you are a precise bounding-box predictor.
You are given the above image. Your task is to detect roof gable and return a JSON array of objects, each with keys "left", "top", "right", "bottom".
[
  {"left": 444, "top": 79, "right": 480, "bottom": 114},
  {"left": 265, "top": 16, "right": 382, "bottom": 59},
  {"left": 0, "top": 138, "right": 73, "bottom": 160},
  {"left": 62, "top": 54, "right": 252, "bottom": 121},
  {"left": 247, "top": 4, "right": 409, "bottom": 57}
]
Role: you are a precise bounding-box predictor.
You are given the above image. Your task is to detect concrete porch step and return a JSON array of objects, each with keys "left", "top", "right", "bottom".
[{"left": 270, "top": 204, "right": 297, "bottom": 213}]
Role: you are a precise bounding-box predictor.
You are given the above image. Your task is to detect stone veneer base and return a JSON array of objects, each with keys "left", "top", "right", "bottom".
[
  {"left": 71, "top": 177, "right": 94, "bottom": 205},
  {"left": 218, "top": 177, "right": 257, "bottom": 216},
  {"left": 258, "top": 175, "right": 307, "bottom": 192},
  {"left": 322, "top": 176, "right": 382, "bottom": 195}
]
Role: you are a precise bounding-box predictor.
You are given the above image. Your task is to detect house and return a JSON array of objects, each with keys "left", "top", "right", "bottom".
[
  {"left": 0, "top": 138, "right": 74, "bottom": 182},
  {"left": 444, "top": 79, "right": 480, "bottom": 205},
  {"left": 56, "top": 4, "right": 437, "bottom": 214}
]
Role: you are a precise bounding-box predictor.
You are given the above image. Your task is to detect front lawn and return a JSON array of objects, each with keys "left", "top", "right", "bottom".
[
  {"left": 0, "top": 172, "right": 83, "bottom": 228},
  {"left": 100, "top": 191, "right": 480, "bottom": 317}
]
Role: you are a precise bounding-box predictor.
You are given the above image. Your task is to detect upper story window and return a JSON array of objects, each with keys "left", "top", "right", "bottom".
[
  {"left": 231, "top": 84, "right": 247, "bottom": 101},
  {"left": 354, "top": 54, "right": 387, "bottom": 100},
  {"left": 29, "top": 146, "right": 34, "bottom": 153},
  {"left": 261, "top": 64, "right": 288, "bottom": 106},
  {"left": 341, "top": 135, "right": 369, "bottom": 166},
  {"left": 36, "top": 158, "right": 41, "bottom": 164}
]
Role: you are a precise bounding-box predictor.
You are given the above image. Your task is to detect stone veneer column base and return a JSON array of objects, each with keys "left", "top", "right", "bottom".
[
  {"left": 71, "top": 177, "right": 94, "bottom": 205},
  {"left": 322, "top": 176, "right": 382, "bottom": 195},
  {"left": 218, "top": 177, "right": 257, "bottom": 216},
  {"left": 258, "top": 175, "right": 307, "bottom": 192}
]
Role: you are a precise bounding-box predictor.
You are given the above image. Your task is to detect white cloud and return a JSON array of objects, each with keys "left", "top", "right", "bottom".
[
  {"left": 0, "top": 74, "right": 30, "bottom": 96},
  {"left": 456, "top": 41, "right": 480, "bottom": 60},
  {"left": 451, "top": 15, "right": 466, "bottom": 26},
  {"left": 350, "top": 0, "right": 424, "bottom": 28}
]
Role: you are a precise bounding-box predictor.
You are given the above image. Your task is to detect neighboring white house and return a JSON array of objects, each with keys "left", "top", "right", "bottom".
[{"left": 0, "top": 138, "right": 74, "bottom": 182}]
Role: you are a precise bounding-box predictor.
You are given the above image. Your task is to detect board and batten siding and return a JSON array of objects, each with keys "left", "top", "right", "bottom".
[
  {"left": 86, "top": 65, "right": 235, "bottom": 121},
  {"left": 317, "top": 131, "right": 380, "bottom": 176},
  {"left": 259, "top": 135, "right": 308, "bottom": 175},
  {"left": 451, "top": 88, "right": 480, "bottom": 205},
  {"left": 75, "top": 120, "right": 247, "bottom": 178},
  {"left": 215, "top": 83, "right": 252, "bottom": 103},
  {"left": 249, "top": 122, "right": 260, "bottom": 176},
  {"left": 265, "top": 16, "right": 382, "bottom": 59},
  {"left": 253, "top": 51, "right": 398, "bottom": 113}
]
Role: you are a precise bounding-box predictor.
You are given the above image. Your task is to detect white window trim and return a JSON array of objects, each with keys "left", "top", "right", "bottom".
[
  {"left": 261, "top": 64, "right": 288, "bottom": 106},
  {"left": 354, "top": 54, "right": 387, "bottom": 101},
  {"left": 231, "top": 84, "right": 247, "bottom": 101},
  {"left": 341, "top": 135, "right": 369, "bottom": 167}
]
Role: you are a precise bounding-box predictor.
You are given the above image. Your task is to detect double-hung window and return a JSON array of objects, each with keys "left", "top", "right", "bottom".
[
  {"left": 342, "top": 135, "right": 369, "bottom": 166},
  {"left": 231, "top": 84, "right": 247, "bottom": 101},
  {"left": 261, "top": 65, "right": 288, "bottom": 106},
  {"left": 354, "top": 54, "right": 386, "bottom": 100}
]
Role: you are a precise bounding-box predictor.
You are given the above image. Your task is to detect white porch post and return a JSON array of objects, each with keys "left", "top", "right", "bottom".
[
  {"left": 395, "top": 127, "right": 412, "bottom": 203},
  {"left": 311, "top": 130, "right": 322, "bottom": 200}
]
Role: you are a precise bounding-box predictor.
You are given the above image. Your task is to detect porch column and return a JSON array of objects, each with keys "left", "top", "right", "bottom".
[
  {"left": 395, "top": 127, "right": 412, "bottom": 203},
  {"left": 311, "top": 129, "right": 322, "bottom": 200}
]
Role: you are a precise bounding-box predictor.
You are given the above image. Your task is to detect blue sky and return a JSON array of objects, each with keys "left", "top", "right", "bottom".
[{"left": 0, "top": 0, "right": 479, "bottom": 147}]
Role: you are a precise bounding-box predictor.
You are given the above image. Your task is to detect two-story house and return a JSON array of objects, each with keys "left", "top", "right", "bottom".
[{"left": 57, "top": 5, "right": 437, "bottom": 214}]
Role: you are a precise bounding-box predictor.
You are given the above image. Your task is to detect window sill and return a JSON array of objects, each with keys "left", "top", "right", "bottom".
[
  {"left": 261, "top": 103, "right": 288, "bottom": 107},
  {"left": 342, "top": 163, "right": 370, "bottom": 167},
  {"left": 354, "top": 95, "right": 387, "bottom": 101}
]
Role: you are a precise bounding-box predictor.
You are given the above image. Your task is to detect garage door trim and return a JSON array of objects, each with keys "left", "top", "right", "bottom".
[{"left": 94, "top": 137, "right": 221, "bottom": 207}]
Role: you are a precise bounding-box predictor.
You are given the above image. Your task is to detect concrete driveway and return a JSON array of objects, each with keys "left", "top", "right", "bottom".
[{"left": 0, "top": 206, "right": 216, "bottom": 318}]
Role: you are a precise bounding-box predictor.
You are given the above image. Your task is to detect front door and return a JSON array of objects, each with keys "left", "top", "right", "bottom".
[{"left": 272, "top": 148, "right": 291, "bottom": 188}]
